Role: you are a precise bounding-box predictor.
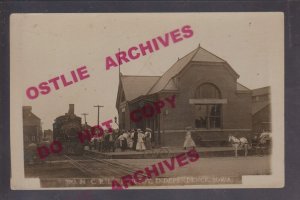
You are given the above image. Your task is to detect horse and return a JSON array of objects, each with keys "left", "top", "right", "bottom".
[{"left": 228, "top": 135, "right": 249, "bottom": 157}]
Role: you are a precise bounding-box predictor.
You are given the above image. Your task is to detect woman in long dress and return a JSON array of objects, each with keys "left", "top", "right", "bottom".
[
  {"left": 126, "top": 130, "right": 134, "bottom": 149},
  {"left": 144, "top": 128, "right": 152, "bottom": 150},
  {"left": 183, "top": 127, "right": 196, "bottom": 150},
  {"left": 136, "top": 129, "right": 146, "bottom": 151}
]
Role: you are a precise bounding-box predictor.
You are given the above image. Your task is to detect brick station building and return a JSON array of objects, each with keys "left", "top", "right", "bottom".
[{"left": 116, "top": 45, "right": 268, "bottom": 147}]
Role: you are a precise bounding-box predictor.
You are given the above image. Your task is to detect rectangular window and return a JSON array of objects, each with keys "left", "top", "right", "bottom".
[
  {"left": 208, "top": 105, "right": 221, "bottom": 128},
  {"left": 195, "top": 105, "right": 208, "bottom": 128},
  {"left": 195, "top": 104, "right": 221, "bottom": 129}
]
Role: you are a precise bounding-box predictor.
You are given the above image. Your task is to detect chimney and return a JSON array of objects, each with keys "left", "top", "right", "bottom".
[
  {"left": 23, "top": 106, "right": 32, "bottom": 112},
  {"left": 68, "top": 104, "right": 74, "bottom": 115}
]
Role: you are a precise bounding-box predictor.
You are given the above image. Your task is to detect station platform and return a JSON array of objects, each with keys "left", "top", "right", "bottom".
[{"left": 84, "top": 146, "right": 264, "bottom": 159}]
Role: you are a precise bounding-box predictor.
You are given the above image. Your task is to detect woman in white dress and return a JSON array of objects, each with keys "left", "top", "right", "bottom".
[
  {"left": 126, "top": 130, "right": 134, "bottom": 149},
  {"left": 136, "top": 129, "right": 146, "bottom": 151},
  {"left": 183, "top": 126, "right": 196, "bottom": 150}
]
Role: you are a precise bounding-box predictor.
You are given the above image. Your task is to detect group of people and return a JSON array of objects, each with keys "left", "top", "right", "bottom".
[
  {"left": 86, "top": 126, "right": 197, "bottom": 152},
  {"left": 86, "top": 126, "right": 271, "bottom": 157},
  {"left": 87, "top": 128, "right": 153, "bottom": 152},
  {"left": 85, "top": 125, "right": 197, "bottom": 152},
  {"left": 117, "top": 128, "right": 152, "bottom": 151}
]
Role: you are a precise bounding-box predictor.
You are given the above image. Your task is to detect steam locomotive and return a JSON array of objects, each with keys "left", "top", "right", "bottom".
[{"left": 53, "top": 104, "right": 84, "bottom": 155}]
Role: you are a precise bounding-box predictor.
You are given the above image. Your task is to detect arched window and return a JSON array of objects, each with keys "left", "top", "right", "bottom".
[
  {"left": 194, "top": 83, "right": 221, "bottom": 129},
  {"left": 195, "top": 83, "right": 221, "bottom": 99}
]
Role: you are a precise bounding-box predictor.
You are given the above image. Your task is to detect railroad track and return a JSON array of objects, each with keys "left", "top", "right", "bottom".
[{"left": 64, "top": 154, "right": 147, "bottom": 178}]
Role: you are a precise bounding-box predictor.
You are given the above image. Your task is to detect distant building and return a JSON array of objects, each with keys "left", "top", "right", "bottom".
[
  {"left": 23, "top": 106, "right": 43, "bottom": 147},
  {"left": 116, "top": 45, "right": 253, "bottom": 146},
  {"left": 252, "top": 86, "right": 271, "bottom": 133},
  {"left": 43, "top": 129, "right": 53, "bottom": 142}
]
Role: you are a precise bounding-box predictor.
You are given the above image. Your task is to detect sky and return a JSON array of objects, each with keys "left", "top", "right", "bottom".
[{"left": 10, "top": 13, "right": 283, "bottom": 130}]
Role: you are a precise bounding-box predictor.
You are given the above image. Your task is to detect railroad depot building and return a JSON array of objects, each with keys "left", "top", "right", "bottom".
[{"left": 116, "top": 45, "right": 267, "bottom": 146}]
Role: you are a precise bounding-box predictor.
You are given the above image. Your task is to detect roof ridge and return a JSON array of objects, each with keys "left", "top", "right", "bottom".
[
  {"left": 178, "top": 46, "right": 200, "bottom": 62},
  {"left": 196, "top": 46, "right": 227, "bottom": 63},
  {"left": 189, "top": 45, "right": 201, "bottom": 61},
  {"left": 146, "top": 47, "right": 199, "bottom": 94}
]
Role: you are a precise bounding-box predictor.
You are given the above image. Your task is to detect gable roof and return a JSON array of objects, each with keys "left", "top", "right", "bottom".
[
  {"left": 147, "top": 45, "right": 238, "bottom": 95},
  {"left": 120, "top": 75, "right": 160, "bottom": 101}
]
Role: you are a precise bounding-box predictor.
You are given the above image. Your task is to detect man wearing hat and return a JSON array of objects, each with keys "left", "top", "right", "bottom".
[{"left": 145, "top": 128, "right": 152, "bottom": 150}]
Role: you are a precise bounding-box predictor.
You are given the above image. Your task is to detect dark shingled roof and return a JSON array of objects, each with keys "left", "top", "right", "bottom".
[{"left": 121, "top": 75, "right": 160, "bottom": 101}]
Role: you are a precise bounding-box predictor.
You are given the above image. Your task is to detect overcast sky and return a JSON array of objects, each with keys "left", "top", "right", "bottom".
[{"left": 11, "top": 13, "right": 283, "bottom": 130}]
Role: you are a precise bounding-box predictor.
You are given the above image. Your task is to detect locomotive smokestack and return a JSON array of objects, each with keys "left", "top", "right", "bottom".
[{"left": 68, "top": 104, "right": 74, "bottom": 115}]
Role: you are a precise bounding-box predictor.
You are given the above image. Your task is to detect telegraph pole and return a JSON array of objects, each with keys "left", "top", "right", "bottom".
[
  {"left": 118, "top": 48, "right": 121, "bottom": 82},
  {"left": 93, "top": 105, "right": 104, "bottom": 125},
  {"left": 81, "top": 113, "right": 88, "bottom": 125}
]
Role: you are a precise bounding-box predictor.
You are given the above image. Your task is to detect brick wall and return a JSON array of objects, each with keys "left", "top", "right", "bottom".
[
  {"left": 158, "top": 62, "right": 252, "bottom": 146},
  {"left": 160, "top": 63, "right": 252, "bottom": 130}
]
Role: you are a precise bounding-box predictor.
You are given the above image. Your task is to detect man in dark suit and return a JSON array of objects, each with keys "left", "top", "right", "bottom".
[{"left": 132, "top": 129, "right": 138, "bottom": 150}]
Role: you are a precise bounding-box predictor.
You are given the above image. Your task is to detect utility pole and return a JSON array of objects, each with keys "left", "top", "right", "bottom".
[
  {"left": 81, "top": 113, "right": 88, "bottom": 125},
  {"left": 93, "top": 105, "right": 104, "bottom": 125},
  {"left": 118, "top": 48, "right": 121, "bottom": 83}
]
